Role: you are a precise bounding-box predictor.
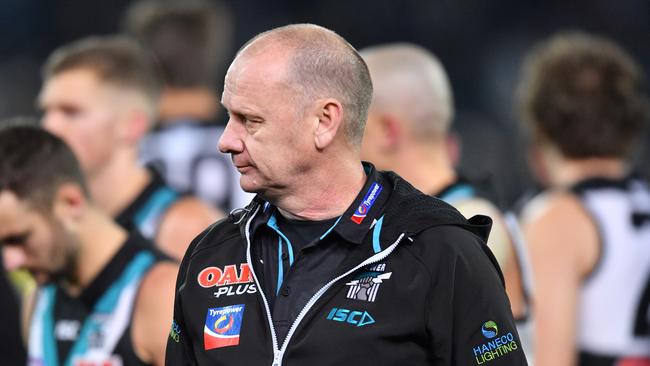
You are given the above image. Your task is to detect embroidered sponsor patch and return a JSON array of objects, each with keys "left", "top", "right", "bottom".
[
  {"left": 204, "top": 304, "right": 245, "bottom": 350},
  {"left": 170, "top": 320, "right": 181, "bottom": 343},
  {"left": 351, "top": 182, "right": 382, "bottom": 224},
  {"left": 197, "top": 263, "right": 258, "bottom": 298},
  {"left": 345, "top": 263, "right": 391, "bottom": 302},
  {"left": 472, "top": 321, "right": 520, "bottom": 364},
  {"left": 326, "top": 307, "right": 375, "bottom": 327}
]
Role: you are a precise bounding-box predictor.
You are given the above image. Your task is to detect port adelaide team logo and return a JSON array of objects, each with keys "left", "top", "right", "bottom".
[
  {"left": 345, "top": 263, "right": 392, "bottom": 302},
  {"left": 197, "top": 263, "right": 257, "bottom": 298}
]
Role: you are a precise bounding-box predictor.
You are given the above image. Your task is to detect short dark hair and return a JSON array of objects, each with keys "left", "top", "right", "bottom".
[
  {"left": 0, "top": 124, "right": 88, "bottom": 210},
  {"left": 517, "top": 32, "right": 649, "bottom": 158},
  {"left": 123, "top": 0, "right": 233, "bottom": 89},
  {"left": 43, "top": 35, "right": 161, "bottom": 110}
]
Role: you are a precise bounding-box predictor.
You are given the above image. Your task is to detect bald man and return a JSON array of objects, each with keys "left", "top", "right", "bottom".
[
  {"left": 359, "top": 43, "right": 524, "bottom": 315},
  {"left": 166, "top": 24, "right": 526, "bottom": 366}
]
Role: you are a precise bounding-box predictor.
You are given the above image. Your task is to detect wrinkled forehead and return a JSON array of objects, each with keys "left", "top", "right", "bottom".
[{"left": 226, "top": 43, "right": 298, "bottom": 89}]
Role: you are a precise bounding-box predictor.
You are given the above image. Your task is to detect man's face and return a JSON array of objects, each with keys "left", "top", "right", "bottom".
[
  {"left": 39, "top": 69, "right": 124, "bottom": 177},
  {"left": 0, "top": 191, "right": 78, "bottom": 285},
  {"left": 218, "top": 50, "right": 314, "bottom": 197}
]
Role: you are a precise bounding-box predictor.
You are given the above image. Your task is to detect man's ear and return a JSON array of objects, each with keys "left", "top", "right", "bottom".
[
  {"left": 445, "top": 132, "right": 461, "bottom": 167},
  {"left": 118, "top": 108, "right": 150, "bottom": 145},
  {"left": 313, "top": 98, "right": 344, "bottom": 150},
  {"left": 379, "top": 114, "right": 402, "bottom": 152},
  {"left": 52, "top": 183, "right": 87, "bottom": 226}
]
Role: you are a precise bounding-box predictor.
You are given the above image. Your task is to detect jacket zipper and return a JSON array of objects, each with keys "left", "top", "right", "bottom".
[
  {"left": 243, "top": 206, "right": 281, "bottom": 363},
  {"left": 243, "top": 206, "right": 405, "bottom": 366}
]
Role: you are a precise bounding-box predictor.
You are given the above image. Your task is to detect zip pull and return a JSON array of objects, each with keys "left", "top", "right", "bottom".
[{"left": 272, "top": 352, "right": 282, "bottom": 366}]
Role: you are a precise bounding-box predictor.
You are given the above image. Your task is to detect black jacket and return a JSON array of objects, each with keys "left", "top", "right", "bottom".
[{"left": 166, "top": 170, "right": 527, "bottom": 366}]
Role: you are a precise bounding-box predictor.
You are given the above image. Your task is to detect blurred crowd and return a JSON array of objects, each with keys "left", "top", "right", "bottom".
[{"left": 0, "top": 0, "right": 648, "bottom": 365}]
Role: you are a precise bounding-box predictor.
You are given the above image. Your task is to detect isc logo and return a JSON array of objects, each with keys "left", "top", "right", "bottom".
[{"left": 326, "top": 307, "right": 375, "bottom": 327}]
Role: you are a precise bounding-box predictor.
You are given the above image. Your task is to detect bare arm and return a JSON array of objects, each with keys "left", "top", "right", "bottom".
[
  {"left": 522, "top": 192, "right": 599, "bottom": 366},
  {"left": 455, "top": 198, "right": 512, "bottom": 267},
  {"left": 132, "top": 262, "right": 179, "bottom": 366},
  {"left": 157, "top": 197, "right": 223, "bottom": 260}
]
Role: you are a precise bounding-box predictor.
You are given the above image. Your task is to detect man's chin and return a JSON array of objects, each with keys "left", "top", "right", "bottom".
[{"left": 239, "top": 176, "right": 262, "bottom": 194}]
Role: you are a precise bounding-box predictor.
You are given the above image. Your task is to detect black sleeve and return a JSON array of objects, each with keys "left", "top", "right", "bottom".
[
  {"left": 425, "top": 226, "right": 528, "bottom": 366},
  {"left": 165, "top": 223, "right": 219, "bottom": 365}
]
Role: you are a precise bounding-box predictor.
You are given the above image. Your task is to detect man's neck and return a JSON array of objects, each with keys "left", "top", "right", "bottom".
[
  {"left": 393, "top": 143, "right": 457, "bottom": 196},
  {"left": 274, "top": 157, "right": 366, "bottom": 221},
  {"left": 67, "top": 207, "right": 128, "bottom": 294},
  {"left": 88, "top": 151, "right": 151, "bottom": 217},
  {"left": 158, "top": 87, "right": 220, "bottom": 124},
  {"left": 549, "top": 157, "right": 629, "bottom": 188}
]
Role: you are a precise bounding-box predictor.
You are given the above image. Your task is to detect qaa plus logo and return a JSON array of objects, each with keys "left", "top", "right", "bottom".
[{"left": 197, "top": 263, "right": 257, "bottom": 298}]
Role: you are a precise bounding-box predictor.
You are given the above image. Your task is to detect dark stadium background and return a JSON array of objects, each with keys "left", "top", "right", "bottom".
[{"left": 0, "top": 0, "right": 648, "bottom": 208}]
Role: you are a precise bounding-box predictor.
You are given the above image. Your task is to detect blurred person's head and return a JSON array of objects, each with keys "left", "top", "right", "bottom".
[
  {"left": 359, "top": 43, "right": 456, "bottom": 192},
  {"left": 38, "top": 35, "right": 161, "bottom": 177},
  {"left": 517, "top": 32, "right": 649, "bottom": 169},
  {"left": 0, "top": 125, "right": 89, "bottom": 285},
  {"left": 218, "top": 23, "right": 372, "bottom": 199},
  {"left": 123, "top": 0, "right": 233, "bottom": 90}
]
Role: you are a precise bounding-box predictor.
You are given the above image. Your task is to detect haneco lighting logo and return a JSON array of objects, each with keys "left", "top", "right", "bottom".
[
  {"left": 197, "top": 263, "right": 257, "bottom": 298},
  {"left": 351, "top": 182, "right": 382, "bottom": 224},
  {"left": 481, "top": 321, "right": 498, "bottom": 338},
  {"left": 473, "top": 320, "right": 519, "bottom": 364}
]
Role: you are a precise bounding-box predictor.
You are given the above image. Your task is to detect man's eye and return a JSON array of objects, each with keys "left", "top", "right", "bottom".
[{"left": 1, "top": 233, "right": 29, "bottom": 246}]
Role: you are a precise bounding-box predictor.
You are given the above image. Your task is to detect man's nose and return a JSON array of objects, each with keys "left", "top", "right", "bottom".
[
  {"left": 42, "top": 111, "right": 66, "bottom": 137},
  {"left": 218, "top": 120, "right": 245, "bottom": 154},
  {"left": 3, "top": 247, "right": 27, "bottom": 271}
]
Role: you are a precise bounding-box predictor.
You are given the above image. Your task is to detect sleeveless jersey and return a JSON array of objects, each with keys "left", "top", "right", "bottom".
[
  {"left": 436, "top": 177, "right": 478, "bottom": 204},
  {"left": 139, "top": 120, "right": 253, "bottom": 212},
  {"left": 572, "top": 176, "right": 650, "bottom": 365},
  {"left": 28, "top": 234, "right": 168, "bottom": 366},
  {"left": 115, "top": 169, "right": 180, "bottom": 241}
]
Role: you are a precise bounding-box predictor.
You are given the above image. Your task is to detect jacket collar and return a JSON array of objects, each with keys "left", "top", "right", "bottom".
[
  {"left": 245, "top": 163, "right": 390, "bottom": 245},
  {"left": 234, "top": 162, "right": 492, "bottom": 246}
]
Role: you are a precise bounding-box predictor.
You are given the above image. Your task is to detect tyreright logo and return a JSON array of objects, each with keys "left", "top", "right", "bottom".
[
  {"left": 351, "top": 182, "right": 382, "bottom": 224},
  {"left": 203, "top": 304, "right": 245, "bottom": 350}
]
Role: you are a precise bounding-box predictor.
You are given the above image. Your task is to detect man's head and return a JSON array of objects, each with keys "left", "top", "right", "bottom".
[
  {"left": 39, "top": 35, "right": 161, "bottom": 176},
  {"left": 0, "top": 125, "right": 89, "bottom": 284},
  {"left": 218, "top": 24, "right": 372, "bottom": 197},
  {"left": 517, "top": 32, "right": 649, "bottom": 160},
  {"left": 359, "top": 43, "right": 454, "bottom": 170},
  {"left": 123, "top": 0, "right": 233, "bottom": 90}
]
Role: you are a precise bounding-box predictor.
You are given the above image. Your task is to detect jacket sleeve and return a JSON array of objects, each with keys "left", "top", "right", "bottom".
[
  {"left": 165, "top": 225, "right": 216, "bottom": 365},
  {"left": 425, "top": 226, "right": 528, "bottom": 366}
]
